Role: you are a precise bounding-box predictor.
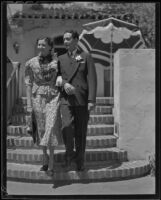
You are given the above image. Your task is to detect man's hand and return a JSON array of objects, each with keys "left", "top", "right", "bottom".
[
  {"left": 88, "top": 102, "right": 95, "bottom": 112},
  {"left": 64, "top": 83, "right": 76, "bottom": 95}
]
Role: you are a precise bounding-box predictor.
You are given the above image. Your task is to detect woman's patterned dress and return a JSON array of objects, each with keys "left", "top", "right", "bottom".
[{"left": 24, "top": 56, "right": 62, "bottom": 147}]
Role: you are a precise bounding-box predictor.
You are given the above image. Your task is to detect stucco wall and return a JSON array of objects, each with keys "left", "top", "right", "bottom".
[
  {"left": 7, "top": 19, "right": 105, "bottom": 97},
  {"left": 114, "top": 49, "right": 155, "bottom": 160},
  {"left": 7, "top": 60, "right": 13, "bottom": 81}
]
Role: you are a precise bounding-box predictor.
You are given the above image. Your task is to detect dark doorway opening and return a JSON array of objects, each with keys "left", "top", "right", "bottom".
[
  {"left": 54, "top": 35, "right": 67, "bottom": 56},
  {"left": 55, "top": 46, "right": 67, "bottom": 56}
]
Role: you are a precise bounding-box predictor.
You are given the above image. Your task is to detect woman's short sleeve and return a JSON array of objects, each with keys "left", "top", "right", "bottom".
[{"left": 24, "top": 61, "right": 34, "bottom": 86}]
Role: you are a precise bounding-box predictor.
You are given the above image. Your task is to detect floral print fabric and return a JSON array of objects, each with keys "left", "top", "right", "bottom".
[{"left": 24, "top": 56, "right": 62, "bottom": 147}]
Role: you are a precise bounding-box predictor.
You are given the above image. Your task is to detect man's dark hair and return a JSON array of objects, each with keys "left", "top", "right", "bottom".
[{"left": 64, "top": 30, "right": 79, "bottom": 40}]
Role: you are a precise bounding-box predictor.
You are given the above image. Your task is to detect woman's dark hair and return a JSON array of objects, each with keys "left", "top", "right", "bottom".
[
  {"left": 64, "top": 30, "right": 79, "bottom": 40},
  {"left": 36, "top": 37, "right": 54, "bottom": 48}
]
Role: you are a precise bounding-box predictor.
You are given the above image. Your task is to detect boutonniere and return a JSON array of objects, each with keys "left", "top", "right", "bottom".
[{"left": 75, "top": 55, "right": 84, "bottom": 62}]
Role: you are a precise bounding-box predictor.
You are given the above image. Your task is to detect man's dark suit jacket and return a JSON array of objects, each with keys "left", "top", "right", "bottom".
[{"left": 58, "top": 51, "right": 97, "bottom": 106}]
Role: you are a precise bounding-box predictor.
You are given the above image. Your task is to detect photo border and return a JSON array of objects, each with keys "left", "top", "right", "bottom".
[{"left": 1, "top": 1, "right": 160, "bottom": 199}]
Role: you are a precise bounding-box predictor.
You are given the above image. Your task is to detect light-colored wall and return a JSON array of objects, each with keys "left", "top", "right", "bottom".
[
  {"left": 95, "top": 63, "right": 105, "bottom": 97},
  {"left": 7, "top": 60, "right": 13, "bottom": 81},
  {"left": 7, "top": 19, "right": 105, "bottom": 97},
  {"left": 114, "top": 49, "right": 155, "bottom": 160}
]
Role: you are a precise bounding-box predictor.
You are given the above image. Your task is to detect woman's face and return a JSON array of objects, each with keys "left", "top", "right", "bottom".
[{"left": 37, "top": 39, "right": 51, "bottom": 57}]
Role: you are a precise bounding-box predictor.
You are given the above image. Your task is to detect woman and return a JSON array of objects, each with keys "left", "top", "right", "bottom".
[{"left": 24, "top": 37, "right": 62, "bottom": 175}]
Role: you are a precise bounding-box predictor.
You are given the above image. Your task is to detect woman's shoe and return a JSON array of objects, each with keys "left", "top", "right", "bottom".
[
  {"left": 40, "top": 165, "right": 48, "bottom": 171},
  {"left": 41, "top": 154, "right": 49, "bottom": 171}
]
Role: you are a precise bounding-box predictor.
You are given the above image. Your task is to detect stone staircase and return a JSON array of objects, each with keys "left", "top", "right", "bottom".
[{"left": 7, "top": 97, "right": 150, "bottom": 183}]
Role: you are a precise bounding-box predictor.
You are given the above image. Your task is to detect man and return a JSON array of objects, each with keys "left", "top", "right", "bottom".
[{"left": 58, "top": 30, "right": 97, "bottom": 171}]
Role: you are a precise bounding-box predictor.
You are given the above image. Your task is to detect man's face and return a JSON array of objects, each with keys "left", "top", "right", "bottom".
[{"left": 63, "top": 32, "right": 77, "bottom": 52}]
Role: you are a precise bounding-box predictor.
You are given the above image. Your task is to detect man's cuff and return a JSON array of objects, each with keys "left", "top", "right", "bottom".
[
  {"left": 62, "top": 80, "right": 68, "bottom": 88},
  {"left": 88, "top": 100, "right": 96, "bottom": 104}
]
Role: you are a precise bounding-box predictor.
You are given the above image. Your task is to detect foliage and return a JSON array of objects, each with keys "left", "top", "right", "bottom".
[
  {"left": 95, "top": 3, "right": 155, "bottom": 48},
  {"left": 30, "top": 4, "right": 44, "bottom": 11},
  {"left": 148, "top": 153, "right": 155, "bottom": 176},
  {"left": 60, "top": 2, "right": 156, "bottom": 48},
  {"left": 8, "top": 3, "right": 156, "bottom": 48},
  {"left": 124, "top": 3, "right": 155, "bottom": 48},
  {"left": 9, "top": 11, "right": 23, "bottom": 27}
]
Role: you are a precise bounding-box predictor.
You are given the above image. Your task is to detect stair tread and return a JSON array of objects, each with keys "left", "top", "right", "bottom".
[
  {"left": 12, "top": 113, "right": 113, "bottom": 116},
  {"left": 7, "top": 160, "right": 148, "bottom": 172},
  {"left": 96, "top": 97, "right": 114, "bottom": 100},
  {"left": 7, "top": 124, "right": 115, "bottom": 137},
  {"left": 7, "top": 160, "right": 150, "bottom": 182},
  {"left": 90, "top": 114, "right": 113, "bottom": 117},
  {"left": 7, "top": 135, "right": 117, "bottom": 150},
  {"left": 11, "top": 114, "right": 114, "bottom": 119},
  {"left": 13, "top": 105, "right": 113, "bottom": 113},
  {"left": 17, "top": 97, "right": 114, "bottom": 106},
  {"left": 10, "top": 114, "right": 114, "bottom": 125},
  {"left": 15, "top": 105, "right": 113, "bottom": 107},
  {"left": 7, "top": 135, "right": 117, "bottom": 140},
  {"left": 8, "top": 124, "right": 114, "bottom": 128},
  {"left": 7, "top": 147, "right": 125, "bottom": 154},
  {"left": 20, "top": 97, "right": 114, "bottom": 100}
]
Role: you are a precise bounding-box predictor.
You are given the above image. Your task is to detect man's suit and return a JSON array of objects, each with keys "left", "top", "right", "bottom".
[{"left": 59, "top": 49, "right": 97, "bottom": 168}]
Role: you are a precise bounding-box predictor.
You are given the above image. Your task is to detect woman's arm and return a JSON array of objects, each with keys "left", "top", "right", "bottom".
[
  {"left": 24, "top": 61, "right": 34, "bottom": 112},
  {"left": 26, "top": 85, "right": 32, "bottom": 112}
]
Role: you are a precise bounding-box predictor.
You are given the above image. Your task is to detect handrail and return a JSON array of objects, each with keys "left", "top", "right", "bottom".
[
  {"left": 7, "top": 61, "right": 21, "bottom": 123},
  {"left": 7, "top": 62, "right": 20, "bottom": 88}
]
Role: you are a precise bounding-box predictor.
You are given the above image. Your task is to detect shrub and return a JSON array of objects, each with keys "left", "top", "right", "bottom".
[{"left": 148, "top": 153, "right": 155, "bottom": 176}]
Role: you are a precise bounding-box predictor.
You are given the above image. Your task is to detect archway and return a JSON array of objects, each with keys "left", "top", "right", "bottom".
[{"left": 54, "top": 35, "right": 67, "bottom": 56}]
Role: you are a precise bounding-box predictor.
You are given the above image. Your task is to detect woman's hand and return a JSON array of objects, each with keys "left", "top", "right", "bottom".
[
  {"left": 56, "top": 76, "right": 62, "bottom": 87},
  {"left": 88, "top": 102, "right": 96, "bottom": 112}
]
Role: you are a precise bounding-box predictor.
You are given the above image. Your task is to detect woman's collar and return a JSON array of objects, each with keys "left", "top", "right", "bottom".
[{"left": 38, "top": 54, "right": 52, "bottom": 63}]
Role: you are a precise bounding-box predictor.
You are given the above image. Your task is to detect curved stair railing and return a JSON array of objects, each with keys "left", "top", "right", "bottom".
[{"left": 7, "top": 61, "right": 21, "bottom": 124}]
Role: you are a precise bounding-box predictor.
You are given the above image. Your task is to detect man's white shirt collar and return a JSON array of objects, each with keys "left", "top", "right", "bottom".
[{"left": 69, "top": 49, "right": 77, "bottom": 58}]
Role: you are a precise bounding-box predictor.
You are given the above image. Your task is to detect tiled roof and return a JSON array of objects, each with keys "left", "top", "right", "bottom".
[{"left": 11, "top": 8, "right": 133, "bottom": 21}]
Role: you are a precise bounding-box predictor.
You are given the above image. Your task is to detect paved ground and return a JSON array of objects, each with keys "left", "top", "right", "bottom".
[{"left": 6, "top": 175, "right": 155, "bottom": 195}]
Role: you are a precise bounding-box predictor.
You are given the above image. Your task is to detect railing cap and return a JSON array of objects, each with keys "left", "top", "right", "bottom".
[{"left": 12, "top": 62, "right": 21, "bottom": 69}]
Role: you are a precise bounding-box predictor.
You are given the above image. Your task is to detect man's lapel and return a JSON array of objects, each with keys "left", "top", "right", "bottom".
[
  {"left": 67, "top": 59, "right": 80, "bottom": 82},
  {"left": 67, "top": 49, "right": 83, "bottom": 82},
  {"left": 63, "top": 53, "right": 76, "bottom": 78}
]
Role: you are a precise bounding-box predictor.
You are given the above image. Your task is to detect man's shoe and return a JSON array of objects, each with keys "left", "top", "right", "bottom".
[
  {"left": 62, "top": 159, "right": 73, "bottom": 171},
  {"left": 47, "top": 169, "right": 54, "bottom": 176},
  {"left": 76, "top": 161, "right": 85, "bottom": 171},
  {"left": 62, "top": 153, "right": 76, "bottom": 168},
  {"left": 40, "top": 165, "right": 48, "bottom": 171}
]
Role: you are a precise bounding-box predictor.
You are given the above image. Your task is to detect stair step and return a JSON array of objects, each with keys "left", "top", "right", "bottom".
[
  {"left": 7, "top": 160, "right": 150, "bottom": 183},
  {"left": 89, "top": 114, "right": 114, "bottom": 125},
  {"left": 13, "top": 105, "right": 113, "bottom": 115},
  {"left": 11, "top": 114, "right": 114, "bottom": 125},
  {"left": 7, "top": 135, "right": 117, "bottom": 149},
  {"left": 7, "top": 148, "right": 127, "bottom": 164},
  {"left": 7, "top": 124, "right": 114, "bottom": 137},
  {"left": 96, "top": 97, "right": 114, "bottom": 105},
  {"left": 17, "top": 97, "right": 114, "bottom": 106}
]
